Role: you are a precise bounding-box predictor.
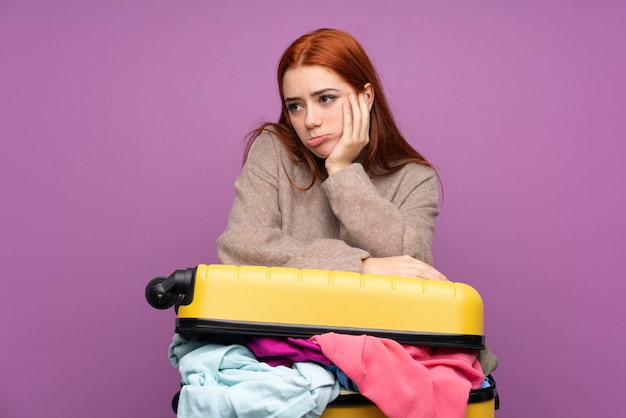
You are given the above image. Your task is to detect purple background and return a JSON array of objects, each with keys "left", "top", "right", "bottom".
[{"left": 2, "top": 1, "right": 625, "bottom": 417}]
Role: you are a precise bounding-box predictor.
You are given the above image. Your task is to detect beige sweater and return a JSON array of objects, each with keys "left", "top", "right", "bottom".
[
  {"left": 216, "top": 130, "right": 440, "bottom": 272},
  {"left": 216, "top": 131, "right": 499, "bottom": 375}
]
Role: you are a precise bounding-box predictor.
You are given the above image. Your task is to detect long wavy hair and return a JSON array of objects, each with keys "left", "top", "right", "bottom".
[{"left": 245, "top": 28, "right": 434, "bottom": 189}]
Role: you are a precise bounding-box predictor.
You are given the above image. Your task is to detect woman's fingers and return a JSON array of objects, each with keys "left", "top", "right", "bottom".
[
  {"left": 342, "top": 93, "right": 366, "bottom": 149},
  {"left": 400, "top": 257, "right": 448, "bottom": 281},
  {"left": 342, "top": 97, "right": 352, "bottom": 137},
  {"left": 357, "top": 92, "right": 370, "bottom": 139},
  {"left": 348, "top": 93, "right": 358, "bottom": 134},
  {"left": 413, "top": 264, "right": 448, "bottom": 281},
  {"left": 326, "top": 93, "right": 371, "bottom": 174},
  {"left": 362, "top": 256, "right": 448, "bottom": 281},
  {"left": 350, "top": 92, "right": 370, "bottom": 142}
]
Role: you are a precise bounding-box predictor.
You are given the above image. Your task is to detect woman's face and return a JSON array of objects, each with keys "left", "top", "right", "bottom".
[{"left": 282, "top": 65, "right": 357, "bottom": 159}]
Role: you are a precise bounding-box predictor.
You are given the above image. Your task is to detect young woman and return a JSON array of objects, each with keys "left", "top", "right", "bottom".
[{"left": 216, "top": 28, "right": 446, "bottom": 281}]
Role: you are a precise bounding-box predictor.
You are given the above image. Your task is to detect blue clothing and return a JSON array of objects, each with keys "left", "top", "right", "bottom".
[
  {"left": 323, "top": 365, "right": 359, "bottom": 392},
  {"left": 168, "top": 333, "right": 340, "bottom": 418}
]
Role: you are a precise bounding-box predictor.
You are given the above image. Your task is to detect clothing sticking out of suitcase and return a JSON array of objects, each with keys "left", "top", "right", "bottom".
[{"left": 146, "top": 264, "right": 499, "bottom": 417}]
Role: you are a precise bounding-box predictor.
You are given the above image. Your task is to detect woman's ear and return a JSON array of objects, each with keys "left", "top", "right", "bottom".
[{"left": 363, "top": 83, "right": 375, "bottom": 110}]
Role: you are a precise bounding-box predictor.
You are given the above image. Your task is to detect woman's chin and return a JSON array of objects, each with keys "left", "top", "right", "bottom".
[{"left": 310, "top": 144, "right": 337, "bottom": 160}]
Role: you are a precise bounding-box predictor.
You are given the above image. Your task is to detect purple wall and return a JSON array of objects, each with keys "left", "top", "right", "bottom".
[{"left": 2, "top": 1, "right": 624, "bottom": 416}]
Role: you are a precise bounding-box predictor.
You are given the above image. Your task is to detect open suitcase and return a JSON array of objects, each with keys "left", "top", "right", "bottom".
[{"left": 146, "top": 264, "right": 499, "bottom": 417}]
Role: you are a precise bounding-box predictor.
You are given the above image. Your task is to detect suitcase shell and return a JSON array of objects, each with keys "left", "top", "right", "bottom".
[
  {"left": 176, "top": 264, "right": 485, "bottom": 349},
  {"left": 151, "top": 264, "right": 497, "bottom": 417}
]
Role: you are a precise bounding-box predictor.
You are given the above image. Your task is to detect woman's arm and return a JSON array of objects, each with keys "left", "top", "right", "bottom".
[
  {"left": 321, "top": 161, "right": 439, "bottom": 265},
  {"left": 216, "top": 132, "right": 370, "bottom": 272}
]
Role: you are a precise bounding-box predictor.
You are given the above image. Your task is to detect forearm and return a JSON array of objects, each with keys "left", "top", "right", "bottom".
[
  {"left": 217, "top": 227, "right": 369, "bottom": 272},
  {"left": 322, "top": 163, "right": 438, "bottom": 263},
  {"left": 216, "top": 136, "right": 370, "bottom": 271}
]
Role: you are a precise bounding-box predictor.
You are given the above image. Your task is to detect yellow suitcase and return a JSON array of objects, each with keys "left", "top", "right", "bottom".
[{"left": 146, "top": 264, "right": 498, "bottom": 417}]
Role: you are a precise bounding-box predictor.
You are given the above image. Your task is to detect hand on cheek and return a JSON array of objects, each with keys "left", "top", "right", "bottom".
[{"left": 325, "top": 93, "right": 371, "bottom": 175}]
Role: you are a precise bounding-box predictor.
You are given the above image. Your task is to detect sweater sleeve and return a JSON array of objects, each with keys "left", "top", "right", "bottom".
[
  {"left": 216, "top": 132, "right": 370, "bottom": 272},
  {"left": 320, "top": 161, "right": 439, "bottom": 265}
]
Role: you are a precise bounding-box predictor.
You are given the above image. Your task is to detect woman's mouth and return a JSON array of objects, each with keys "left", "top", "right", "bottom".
[{"left": 306, "top": 135, "right": 328, "bottom": 147}]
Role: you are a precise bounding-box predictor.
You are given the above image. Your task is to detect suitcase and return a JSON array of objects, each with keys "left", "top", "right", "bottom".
[{"left": 146, "top": 264, "right": 499, "bottom": 417}]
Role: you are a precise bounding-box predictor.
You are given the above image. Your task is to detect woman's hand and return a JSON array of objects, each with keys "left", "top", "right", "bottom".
[
  {"left": 325, "top": 92, "right": 371, "bottom": 175},
  {"left": 362, "top": 255, "right": 448, "bottom": 281}
]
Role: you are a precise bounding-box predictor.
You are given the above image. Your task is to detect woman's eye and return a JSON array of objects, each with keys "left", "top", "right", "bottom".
[
  {"left": 320, "top": 95, "right": 335, "bottom": 104},
  {"left": 286, "top": 103, "right": 302, "bottom": 113}
]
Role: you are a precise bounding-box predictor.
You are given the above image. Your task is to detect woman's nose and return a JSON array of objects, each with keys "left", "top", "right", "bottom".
[{"left": 304, "top": 108, "right": 321, "bottom": 129}]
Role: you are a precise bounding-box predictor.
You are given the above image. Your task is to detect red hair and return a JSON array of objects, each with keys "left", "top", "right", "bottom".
[{"left": 245, "top": 28, "right": 434, "bottom": 189}]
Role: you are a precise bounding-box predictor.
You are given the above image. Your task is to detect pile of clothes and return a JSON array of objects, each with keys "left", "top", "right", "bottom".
[{"left": 169, "top": 332, "right": 486, "bottom": 418}]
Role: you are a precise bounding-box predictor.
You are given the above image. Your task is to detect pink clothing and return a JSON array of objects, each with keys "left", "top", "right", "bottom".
[{"left": 311, "top": 333, "right": 485, "bottom": 418}]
